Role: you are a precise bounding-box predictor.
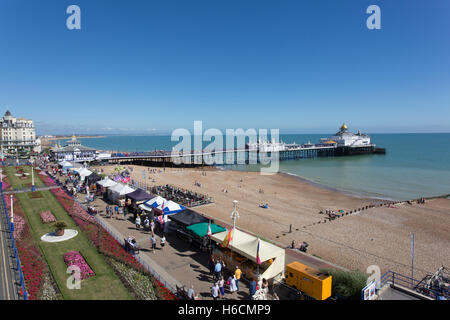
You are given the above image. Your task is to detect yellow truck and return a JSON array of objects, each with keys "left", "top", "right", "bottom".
[{"left": 285, "top": 261, "right": 332, "bottom": 300}]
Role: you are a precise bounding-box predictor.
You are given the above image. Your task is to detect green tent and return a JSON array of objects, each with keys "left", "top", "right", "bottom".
[{"left": 186, "top": 222, "right": 227, "bottom": 238}]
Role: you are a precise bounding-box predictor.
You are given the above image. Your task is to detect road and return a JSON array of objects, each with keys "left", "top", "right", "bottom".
[{"left": 0, "top": 198, "right": 19, "bottom": 300}]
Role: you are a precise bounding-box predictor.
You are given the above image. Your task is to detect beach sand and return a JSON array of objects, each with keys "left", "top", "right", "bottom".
[{"left": 94, "top": 164, "right": 450, "bottom": 280}]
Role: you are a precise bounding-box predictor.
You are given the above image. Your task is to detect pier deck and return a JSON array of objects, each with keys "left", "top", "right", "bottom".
[{"left": 73, "top": 144, "right": 386, "bottom": 167}]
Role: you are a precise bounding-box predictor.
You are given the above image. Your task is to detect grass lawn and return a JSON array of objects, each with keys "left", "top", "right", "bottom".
[
  {"left": 4, "top": 166, "right": 45, "bottom": 189},
  {"left": 6, "top": 166, "right": 133, "bottom": 300}
]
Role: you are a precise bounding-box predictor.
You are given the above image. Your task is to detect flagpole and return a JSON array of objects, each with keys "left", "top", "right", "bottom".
[
  {"left": 230, "top": 200, "right": 239, "bottom": 266},
  {"left": 256, "top": 237, "right": 262, "bottom": 277}
]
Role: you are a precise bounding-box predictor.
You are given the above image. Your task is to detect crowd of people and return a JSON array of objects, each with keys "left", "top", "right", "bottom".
[
  {"left": 208, "top": 256, "right": 242, "bottom": 300},
  {"left": 150, "top": 184, "right": 213, "bottom": 207}
]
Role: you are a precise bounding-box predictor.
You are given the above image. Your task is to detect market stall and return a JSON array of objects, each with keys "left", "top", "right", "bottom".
[
  {"left": 142, "top": 195, "right": 168, "bottom": 209},
  {"left": 75, "top": 167, "right": 93, "bottom": 181},
  {"left": 58, "top": 160, "right": 73, "bottom": 173},
  {"left": 86, "top": 171, "right": 102, "bottom": 187},
  {"left": 126, "top": 188, "right": 155, "bottom": 213},
  {"left": 108, "top": 183, "right": 135, "bottom": 204},
  {"left": 168, "top": 209, "right": 211, "bottom": 237},
  {"left": 210, "top": 228, "right": 285, "bottom": 282}
]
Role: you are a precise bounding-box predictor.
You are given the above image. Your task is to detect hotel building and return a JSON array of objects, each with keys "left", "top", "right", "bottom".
[{"left": 0, "top": 110, "right": 39, "bottom": 154}]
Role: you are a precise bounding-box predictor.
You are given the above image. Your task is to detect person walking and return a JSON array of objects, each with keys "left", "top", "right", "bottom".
[
  {"left": 114, "top": 205, "right": 119, "bottom": 219},
  {"left": 187, "top": 285, "right": 197, "bottom": 300},
  {"left": 227, "top": 275, "right": 237, "bottom": 293},
  {"left": 123, "top": 206, "right": 128, "bottom": 220},
  {"left": 150, "top": 220, "right": 155, "bottom": 233},
  {"left": 214, "top": 260, "right": 222, "bottom": 281},
  {"left": 160, "top": 234, "right": 166, "bottom": 250},
  {"left": 118, "top": 206, "right": 124, "bottom": 220},
  {"left": 208, "top": 256, "right": 215, "bottom": 275},
  {"left": 211, "top": 282, "right": 220, "bottom": 300},
  {"left": 151, "top": 234, "right": 157, "bottom": 253},
  {"left": 135, "top": 215, "right": 141, "bottom": 230},
  {"left": 235, "top": 266, "right": 242, "bottom": 291},
  {"left": 249, "top": 277, "right": 257, "bottom": 300},
  {"left": 105, "top": 205, "right": 110, "bottom": 218},
  {"left": 219, "top": 276, "right": 225, "bottom": 299},
  {"left": 144, "top": 217, "right": 150, "bottom": 231}
]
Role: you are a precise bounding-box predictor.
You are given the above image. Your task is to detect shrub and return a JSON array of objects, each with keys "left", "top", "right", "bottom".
[
  {"left": 54, "top": 221, "right": 68, "bottom": 230},
  {"left": 319, "top": 269, "right": 368, "bottom": 300}
]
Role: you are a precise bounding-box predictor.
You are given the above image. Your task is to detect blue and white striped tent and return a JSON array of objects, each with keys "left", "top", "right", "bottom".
[
  {"left": 157, "top": 200, "right": 186, "bottom": 215},
  {"left": 143, "top": 195, "right": 168, "bottom": 208}
]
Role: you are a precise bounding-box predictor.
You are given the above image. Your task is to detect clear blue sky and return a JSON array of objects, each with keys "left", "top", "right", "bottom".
[{"left": 0, "top": 0, "right": 449, "bottom": 135}]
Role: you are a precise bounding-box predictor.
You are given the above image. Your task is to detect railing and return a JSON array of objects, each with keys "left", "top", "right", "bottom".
[
  {"left": 377, "top": 270, "right": 448, "bottom": 299},
  {"left": 0, "top": 183, "right": 28, "bottom": 300}
]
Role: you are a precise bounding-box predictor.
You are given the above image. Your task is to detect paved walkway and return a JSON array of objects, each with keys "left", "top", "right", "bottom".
[
  {"left": 4, "top": 185, "right": 60, "bottom": 195},
  {"left": 76, "top": 194, "right": 251, "bottom": 300},
  {"left": 0, "top": 198, "right": 20, "bottom": 300}
]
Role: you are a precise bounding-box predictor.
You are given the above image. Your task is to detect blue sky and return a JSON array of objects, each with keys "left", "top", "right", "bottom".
[{"left": 0, "top": 0, "right": 449, "bottom": 135}]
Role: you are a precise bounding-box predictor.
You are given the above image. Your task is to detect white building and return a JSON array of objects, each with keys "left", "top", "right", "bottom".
[
  {"left": 330, "top": 123, "right": 371, "bottom": 147},
  {"left": 0, "top": 110, "right": 39, "bottom": 154},
  {"left": 51, "top": 135, "right": 97, "bottom": 162}
]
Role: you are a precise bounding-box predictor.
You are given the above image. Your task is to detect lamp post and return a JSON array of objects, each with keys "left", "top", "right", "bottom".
[
  {"left": 31, "top": 164, "right": 35, "bottom": 192},
  {"left": 10, "top": 195, "right": 14, "bottom": 232},
  {"left": 229, "top": 200, "right": 239, "bottom": 265}
]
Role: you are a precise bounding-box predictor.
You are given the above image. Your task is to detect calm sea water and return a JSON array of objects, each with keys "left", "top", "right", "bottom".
[{"left": 74, "top": 133, "right": 450, "bottom": 201}]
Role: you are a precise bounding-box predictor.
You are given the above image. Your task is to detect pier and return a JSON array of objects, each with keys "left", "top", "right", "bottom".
[{"left": 86, "top": 144, "right": 386, "bottom": 167}]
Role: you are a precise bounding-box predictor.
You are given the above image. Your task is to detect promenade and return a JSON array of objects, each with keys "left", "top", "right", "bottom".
[{"left": 75, "top": 193, "right": 252, "bottom": 299}]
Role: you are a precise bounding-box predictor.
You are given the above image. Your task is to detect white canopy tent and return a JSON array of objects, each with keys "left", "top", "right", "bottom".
[
  {"left": 211, "top": 228, "right": 285, "bottom": 281},
  {"left": 77, "top": 168, "right": 93, "bottom": 181},
  {"left": 97, "top": 177, "right": 117, "bottom": 188},
  {"left": 58, "top": 160, "right": 73, "bottom": 167},
  {"left": 108, "top": 183, "right": 135, "bottom": 203},
  {"left": 110, "top": 183, "right": 135, "bottom": 195}
]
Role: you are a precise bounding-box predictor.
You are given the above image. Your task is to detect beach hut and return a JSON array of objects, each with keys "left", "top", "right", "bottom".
[{"left": 210, "top": 228, "right": 285, "bottom": 281}]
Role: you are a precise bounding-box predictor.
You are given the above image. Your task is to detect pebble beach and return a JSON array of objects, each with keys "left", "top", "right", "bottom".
[{"left": 94, "top": 164, "right": 450, "bottom": 280}]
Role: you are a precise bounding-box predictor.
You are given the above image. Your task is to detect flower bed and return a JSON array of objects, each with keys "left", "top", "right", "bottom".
[
  {"left": 43, "top": 176, "right": 57, "bottom": 186},
  {"left": 1, "top": 181, "right": 10, "bottom": 190},
  {"left": 50, "top": 186, "right": 177, "bottom": 300},
  {"left": 50, "top": 188, "right": 73, "bottom": 213},
  {"left": 29, "top": 191, "right": 43, "bottom": 199},
  {"left": 4, "top": 194, "right": 47, "bottom": 299},
  {"left": 40, "top": 211, "right": 56, "bottom": 224},
  {"left": 5, "top": 195, "right": 26, "bottom": 240},
  {"left": 63, "top": 251, "right": 95, "bottom": 280}
]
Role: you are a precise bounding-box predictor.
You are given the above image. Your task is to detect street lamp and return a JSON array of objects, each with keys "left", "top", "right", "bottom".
[
  {"left": 10, "top": 195, "right": 14, "bottom": 232},
  {"left": 31, "top": 166, "right": 35, "bottom": 192}
]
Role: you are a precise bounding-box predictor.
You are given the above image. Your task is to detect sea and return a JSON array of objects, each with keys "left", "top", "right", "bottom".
[{"left": 71, "top": 133, "right": 450, "bottom": 201}]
